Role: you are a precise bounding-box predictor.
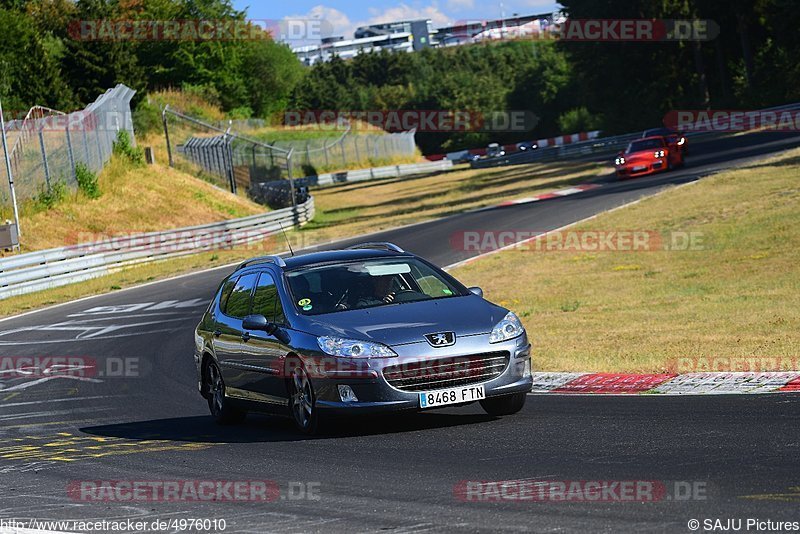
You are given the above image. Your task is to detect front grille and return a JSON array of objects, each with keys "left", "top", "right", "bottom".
[{"left": 383, "top": 352, "right": 510, "bottom": 392}]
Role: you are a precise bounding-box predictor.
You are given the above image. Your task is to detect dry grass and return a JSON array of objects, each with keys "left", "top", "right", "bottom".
[
  {"left": 299, "top": 160, "right": 605, "bottom": 245},
  {"left": 452, "top": 149, "right": 800, "bottom": 372},
  {"left": 3, "top": 156, "right": 265, "bottom": 254},
  {"left": 0, "top": 158, "right": 604, "bottom": 317}
]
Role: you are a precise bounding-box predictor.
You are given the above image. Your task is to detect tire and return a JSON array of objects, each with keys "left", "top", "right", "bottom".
[
  {"left": 288, "top": 361, "right": 320, "bottom": 434},
  {"left": 480, "top": 392, "right": 527, "bottom": 416},
  {"left": 204, "top": 359, "right": 246, "bottom": 425}
]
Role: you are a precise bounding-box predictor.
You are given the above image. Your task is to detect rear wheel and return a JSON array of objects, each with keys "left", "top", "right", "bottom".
[
  {"left": 288, "top": 362, "right": 319, "bottom": 434},
  {"left": 480, "top": 392, "right": 527, "bottom": 416},
  {"left": 205, "top": 360, "right": 246, "bottom": 425}
]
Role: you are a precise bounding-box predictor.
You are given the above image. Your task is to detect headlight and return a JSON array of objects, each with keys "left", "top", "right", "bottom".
[
  {"left": 489, "top": 312, "right": 525, "bottom": 343},
  {"left": 677, "top": 137, "right": 685, "bottom": 145},
  {"left": 653, "top": 150, "right": 665, "bottom": 158},
  {"left": 615, "top": 156, "right": 625, "bottom": 165},
  {"left": 317, "top": 336, "right": 396, "bottom": 358}
]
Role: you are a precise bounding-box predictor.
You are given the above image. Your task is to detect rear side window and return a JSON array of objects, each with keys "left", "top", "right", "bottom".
[
  {"left": 222, "top": 273, "right": 258, "bottom": 319},
  {"left": 252, "top": 272, "right": 286, "bottom": 325},
  {"left": 218, "top": 276, "right": 238, "bottom": 312}
]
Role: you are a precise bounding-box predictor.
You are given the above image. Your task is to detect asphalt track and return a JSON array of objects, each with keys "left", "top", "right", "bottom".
[{"left": 1, "top": 131, "right": 799, "bottom": 533}]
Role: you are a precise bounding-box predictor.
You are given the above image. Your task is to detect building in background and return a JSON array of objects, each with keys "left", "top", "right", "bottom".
[{"left": 292, "top": 13, "right": 560, "bottom": 65}]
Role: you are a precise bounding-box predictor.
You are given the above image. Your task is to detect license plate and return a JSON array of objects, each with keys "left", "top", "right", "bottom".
[
  {"left": 419, "top": 384, "right": 486, "bottom": 409},
  {"left": 632, "top": 165, "right": 647, "bottom": 172}
]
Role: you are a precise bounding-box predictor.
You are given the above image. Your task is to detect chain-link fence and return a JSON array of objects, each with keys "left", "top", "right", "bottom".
[
  {"left": 164, "top": 106, "right": 418, "bottom": 202},
  {"left": 0, "top": 85, "right": 136, "bottom": 213}
]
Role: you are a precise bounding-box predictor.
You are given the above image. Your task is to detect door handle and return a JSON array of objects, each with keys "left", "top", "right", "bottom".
[
  {"left": 241, "top": 332, "right": 251, "bottom": 342},
  {"left": 213, "top": 330, "right": 222, "bottom": 337}
]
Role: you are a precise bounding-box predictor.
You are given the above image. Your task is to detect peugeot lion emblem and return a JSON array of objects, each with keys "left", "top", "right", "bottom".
[{"left": 425, "top": 332, "right": 456, "bottom": 347}]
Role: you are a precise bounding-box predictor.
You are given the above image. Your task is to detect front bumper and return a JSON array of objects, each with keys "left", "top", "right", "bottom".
[
  {"left": 310, "top": 333, "right": 533, "bottom": 415},
  {"left": 616, "top": 160, "right": 665, "bottom": 178}
]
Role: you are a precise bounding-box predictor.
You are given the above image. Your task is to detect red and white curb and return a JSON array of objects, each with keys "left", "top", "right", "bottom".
[
  {"left": 493, "top": 183, "right": 600, "bottom": 208},
  {"left": 529, "top": 372, "right": 800, "bottom": 395}
]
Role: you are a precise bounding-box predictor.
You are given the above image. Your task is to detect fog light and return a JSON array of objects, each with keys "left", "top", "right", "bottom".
[{"left": 337, "top": 385, "right": 358, "bottom": 403}]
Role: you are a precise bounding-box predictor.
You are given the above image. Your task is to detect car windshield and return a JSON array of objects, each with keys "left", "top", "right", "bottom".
[
  {"left": 627, "top": 138, "right": 664, "bottom": 153},
  {"left": 286, "top": 258, "right": 467, "bottom": 315},
  {"left": 643, "top": 128, "right": 674, "bottom": 137}
]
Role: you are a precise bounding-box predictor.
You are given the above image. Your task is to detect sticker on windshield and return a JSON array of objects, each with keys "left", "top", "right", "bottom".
[
  {"left": 443, "top": 289, "right": 453, "bottom": 295},
  {"left": 298, "top": 298, "right": 311, "bottom": 306},
  {"left": 302, "top": 304, "right": 313, "bottom": 311}
]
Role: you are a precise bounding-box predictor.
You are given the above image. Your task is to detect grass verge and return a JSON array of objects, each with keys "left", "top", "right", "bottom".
[
  {"left": 451, "top": 148, "right": 800, "bottom": 372},
  {"left": 300, "top": 160, "right": 605, "bottom": 244},
  {"left": 0, "top": 159, "right": 604, "bottom": 317}
]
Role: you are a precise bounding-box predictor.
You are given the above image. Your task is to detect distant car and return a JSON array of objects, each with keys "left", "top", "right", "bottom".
[
  {"left": 194, "top": 243, "right": 533, "bottom": 434},
  {"left": 453, "top": 153, "right": 480, "bottom": 164},
  {"left": 486, "top": 143, "right": 506, "bottom": 158},
  {"left": 518, "top": 142, "right": 538, "bottom": 151},
  {"left": 642, "top": 127, "right": 688, "bottom": 155},
  {"left": 615, "top": 136, "right": 684, "bottom": 179}
]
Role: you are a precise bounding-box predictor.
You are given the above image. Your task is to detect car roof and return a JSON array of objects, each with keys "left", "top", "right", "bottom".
[
  {"left": 643, "top": 127, "right": 675, "bottom": 135},
  {"left": 236, "top": 248, "right": 409, "bottom": 273},
  {"left": 634, "top": 136, "right": 666, "bottom": 143}
]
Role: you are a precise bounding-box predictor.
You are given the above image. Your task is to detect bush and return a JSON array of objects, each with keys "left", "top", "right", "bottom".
[
  {"left": 227, "top": 106, "right": 253, "bottom": 120},
  {"left": 35, "top": 180, "right": 68, "bottom": 209},
  {"left": 75, "top": 162, "right": 100, "bottom": 199},
  {"left": 132, "top": 100, "right": 162, "bottom": 136},
  {"left": 112, "top": 130, "right": 145, "bottom": 166},
  {"left": 557, "top": 107, "right": 603, "bottom": 134}
]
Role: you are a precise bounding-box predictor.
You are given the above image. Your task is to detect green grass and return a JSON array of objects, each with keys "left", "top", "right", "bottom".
[{"left": 452, "top": 148, "right": 800, "bottom": 372}]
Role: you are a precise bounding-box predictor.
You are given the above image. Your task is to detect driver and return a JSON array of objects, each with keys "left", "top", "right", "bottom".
[{"left": 356, "top": 275, "right": 398, "bottom": 307}]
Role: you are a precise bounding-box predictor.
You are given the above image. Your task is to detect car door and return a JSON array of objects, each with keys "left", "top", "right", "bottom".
[
  {"left": 236, "top": 270, "right": 290, "bottom": 404},
  {"left": 213, "top": 271, "right": 258, "bottom": 391}
]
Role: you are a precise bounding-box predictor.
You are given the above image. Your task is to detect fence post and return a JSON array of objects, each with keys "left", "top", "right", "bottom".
[
  {"left": 38, "top": 130, "right": 51, "bottom": 191},
  {"left": 65, "top": 125, "right": 77, "bottom": 183},
  {"left": 82, "top": 126, "right": 91, "bottom": 166},
  {"left": 323, "top": 141, "right": 329, "bottom": 167},
  {"left": 340, "top": 138, "right": 346, "bottom": 167},
  {"left": 287, "top": 148, "right": 297, "bottom": 213},
  {"left": 354, "top": 136, "right": 360, "bottom": 163},
  {"left": 162, "top": 106, "right": 174, "bottom": 167}
]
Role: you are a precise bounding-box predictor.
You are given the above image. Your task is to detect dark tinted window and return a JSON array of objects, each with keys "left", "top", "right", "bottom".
[
  {"left": 627, "top": 138, "right": 665, "bottom": 153},
  {"left": 218, "top": 276, "right": 238, "bottom": 312},
  {"left": 286, "top": 257, "right": 467, "bottom": 316},
  {"left": 252, "top": 272, "right": 285, "bottom": 324},
  {"left": 222, "top": 273, "right": 257, "bottom": 319}
]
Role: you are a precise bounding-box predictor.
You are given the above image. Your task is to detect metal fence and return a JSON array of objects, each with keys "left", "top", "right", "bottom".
[
  {"left": 0, "top": 85, "right": 136, "bottom": 209},
  {"left": 164, "top": 106, "right": 417, "bottom": 197},
  {"left": 0, "top": 196, "right": 314, "bottom": 300}
]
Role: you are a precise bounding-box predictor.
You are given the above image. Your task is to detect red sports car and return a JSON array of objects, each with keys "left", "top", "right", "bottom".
[{"left": 615, "top": 136, "right": 684, "bottom": 179}]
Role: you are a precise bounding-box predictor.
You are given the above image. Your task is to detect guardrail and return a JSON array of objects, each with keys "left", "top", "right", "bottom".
[
  {"left": 0, "top": 197, "right": 314, "bottom": 300},
  {"left": 301, "top": 159, "right": 454, "bottom": 187},
  {"left": 470, "top": 102, "right": 800, "bottom": 170}
]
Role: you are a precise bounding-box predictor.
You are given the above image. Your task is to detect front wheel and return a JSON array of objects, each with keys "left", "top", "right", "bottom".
[
  {"left": 480, "top": 392, "right": 527, "bottom": 416},
  {"left": 204, "top": 360, "right": 246, "bottom": 425},
  {"left": 288, "top": 362, "right": 320, "bottom": 434}
]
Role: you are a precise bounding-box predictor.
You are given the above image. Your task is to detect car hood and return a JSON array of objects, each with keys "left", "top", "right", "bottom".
[
  {"left": 624, "top": 150, "right": 659, "bottom": 162},
  {"left": 297, "top": 295, "right": 508, "bottom": 346}
]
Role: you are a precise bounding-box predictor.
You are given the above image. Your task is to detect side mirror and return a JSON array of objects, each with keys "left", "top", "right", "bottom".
[
  {"left": 243, "top": 314, "right": 277, "bottom": 334},
  {"left": 468, "top": 287, "right": 484, "bottom": 298}
]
